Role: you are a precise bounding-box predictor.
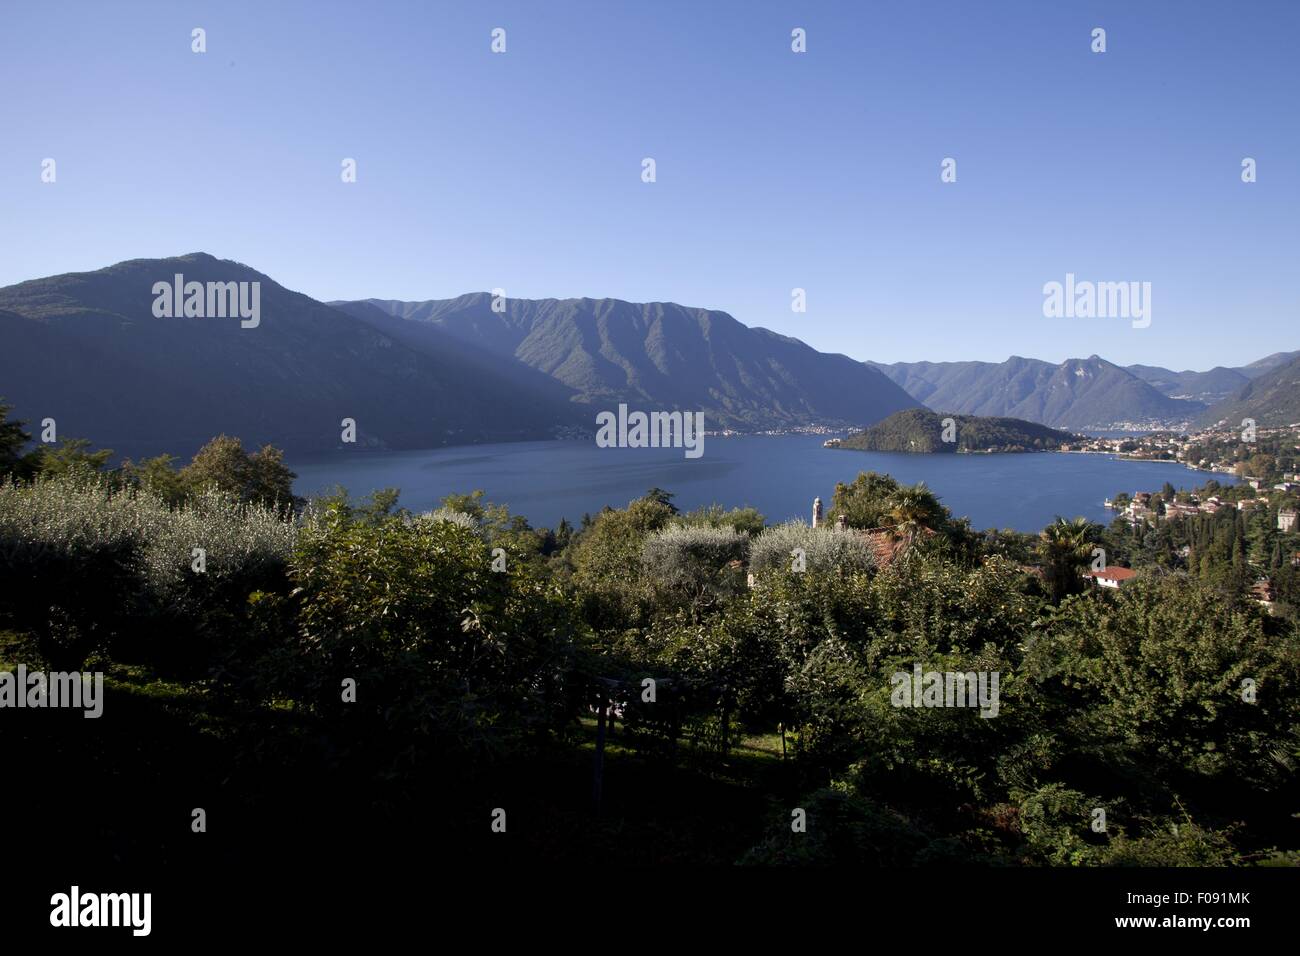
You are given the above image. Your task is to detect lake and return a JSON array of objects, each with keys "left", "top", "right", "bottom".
[{"left": 289, "top": 436, "right": 1234, "bottom": 533}]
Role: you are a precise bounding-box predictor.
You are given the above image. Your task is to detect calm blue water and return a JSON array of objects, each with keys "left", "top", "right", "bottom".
[{"left": 290, "top": 436, "right": 1233, "bottom": 533}]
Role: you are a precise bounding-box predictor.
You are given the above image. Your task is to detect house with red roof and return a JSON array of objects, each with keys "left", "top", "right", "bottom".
[{"left": 1084, "top": 566, "right": 1137, "bottom": 589}]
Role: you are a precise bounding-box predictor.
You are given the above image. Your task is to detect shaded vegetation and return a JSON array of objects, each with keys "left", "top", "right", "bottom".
[{"left": 1, "top": 403, "right": 1297, "bottom": 868}]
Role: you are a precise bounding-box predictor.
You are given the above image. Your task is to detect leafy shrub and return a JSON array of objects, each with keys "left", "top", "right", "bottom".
[
  {"left": 760, "top": 554, "right": 1037, "bottom": 792},
  {"left": 1026, "top": 575, "right": 1300, "bottom": 785},
  {"left": 132, "top": 486, "right": 297, "bottom": 672},
  {"left": 740, "top": 784, "right": 932, "bottom": 865},
  {"left": 749, "top": 521, "right": 876, "bottom": 576},
  {"left": 641, "top": 524, "right": 750, "bottom": 610},
  {"left": 0, "top": 476, "right": 146, "bottom": 668},
  {"left": 139, "top": 487, "right": 295, "bottom": 599},
  {"left": 570, "top": 495, "right": 676, "bottom": 629},
  {"left": 422, "top": 507, "right": 479, "bottom": 531},
  {"left": 673, "top": 503, "right": 765, "bottom": 535},
  {"left": 283, "top": 502, "right": 581, "bottom": 764},
  {"left": 0, "top": 474, "right": 296, "bottom": 671},
  {"left": 179, "top": 434, "right": 297, "bottom": 509},
  {"left": 1017, "top": 784, "right": 1109, "bottom": 865},
  {"left": 1101, "top": 820, "right": 1241, "bottom": 866}
]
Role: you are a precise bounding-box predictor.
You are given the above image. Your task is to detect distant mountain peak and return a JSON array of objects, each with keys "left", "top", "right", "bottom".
[
  {"left": 349, "top": 293, "right": 919, "bottom": 431},
  {"left": 0, "top": 256, "right": 593, "bottom": 457},
  {"left": 1200, "top": 352, "right": 1300, "bottom": 427},
  {"left": 871, "top": 354, "right": 1200, "bottom": 429}
]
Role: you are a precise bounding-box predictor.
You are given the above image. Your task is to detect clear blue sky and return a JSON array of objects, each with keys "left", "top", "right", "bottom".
[{"left": 1, "top": 0, "right": 1296, "bottom": 369}]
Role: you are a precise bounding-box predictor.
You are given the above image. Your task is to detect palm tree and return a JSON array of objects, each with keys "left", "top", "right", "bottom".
[
  {"left": 886, "top": 483, "right": 945, "bottom": 544},
  {"left": 1038, "top": 516, "right": 1097, "bottom": 603}
]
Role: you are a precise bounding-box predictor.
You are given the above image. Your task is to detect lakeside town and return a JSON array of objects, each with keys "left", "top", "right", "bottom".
[
  {"left": 1051, "top": 423, "right": 1300, "bottom": 614},
  {"left": 1061, "top": 422, "right": 1300, "bottom": 477},
  {"left": 1063, "top": 422, "right": 1299, "bottom": 517}
]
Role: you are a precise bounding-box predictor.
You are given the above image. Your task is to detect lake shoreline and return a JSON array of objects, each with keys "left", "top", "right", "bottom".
[{"left": 290, "top": 435, "right": 1240, "bottom": 534}]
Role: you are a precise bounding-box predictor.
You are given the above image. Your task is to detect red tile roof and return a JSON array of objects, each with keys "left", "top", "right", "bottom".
[{"left": 1085, "top": 567, "right": 1137, "bottom": 582}]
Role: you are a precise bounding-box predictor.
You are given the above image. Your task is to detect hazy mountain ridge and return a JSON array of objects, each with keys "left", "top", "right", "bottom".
[
  {"left": 1122, "top": 353, "right": 1300, "bottom": 406},
  {"left": 868, "top": 355, "right": 1203, "bottom": 429},
  {"left": 353, "top": 294, "right": 920, "bottom": 430},
  {"left": 1238, "top": 350, "right": 1300, "bottom": 379},
  {"left": 1124, "top": 364, "right": 1250, "bottom": 405},
  {"left": 1199, "top": 353, "right": 1300, "bottom": 428}
]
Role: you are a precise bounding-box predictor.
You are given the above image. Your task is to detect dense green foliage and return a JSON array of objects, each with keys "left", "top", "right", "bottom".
[
  {"left": 0, "top": 476, "right": 295, "bottom": 672},
  {"left": 279, "top": 503, "right": 581, "bottom": 761}
]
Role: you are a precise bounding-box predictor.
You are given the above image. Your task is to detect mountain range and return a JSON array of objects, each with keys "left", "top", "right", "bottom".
[
  {"left": 0, "top": 254, "right": 916, "bottom": 458},
  {"left": 339, "top": 295, "right": 916, "bottom": 432},
  {"left": 869, "top": 352, "right": 1300, "bottom": 431},
  {"left": 1196, "top": 353, "right": 1300, "bottom": 428},
  {"left": 0, "top": 255, "right": 588, "bottom": 458},
  {"left": 1124, "top": 351, "right": 1300, "bottom": 405},
  {"left": 867, "top": 355, "right": 1202, "bottom": 429},
  {"left": 1123, "top": 364, "right": 1251, "bottom": 406},
  {"left": 0, "top": 253, "right": 1294, "bottom": 458}
]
